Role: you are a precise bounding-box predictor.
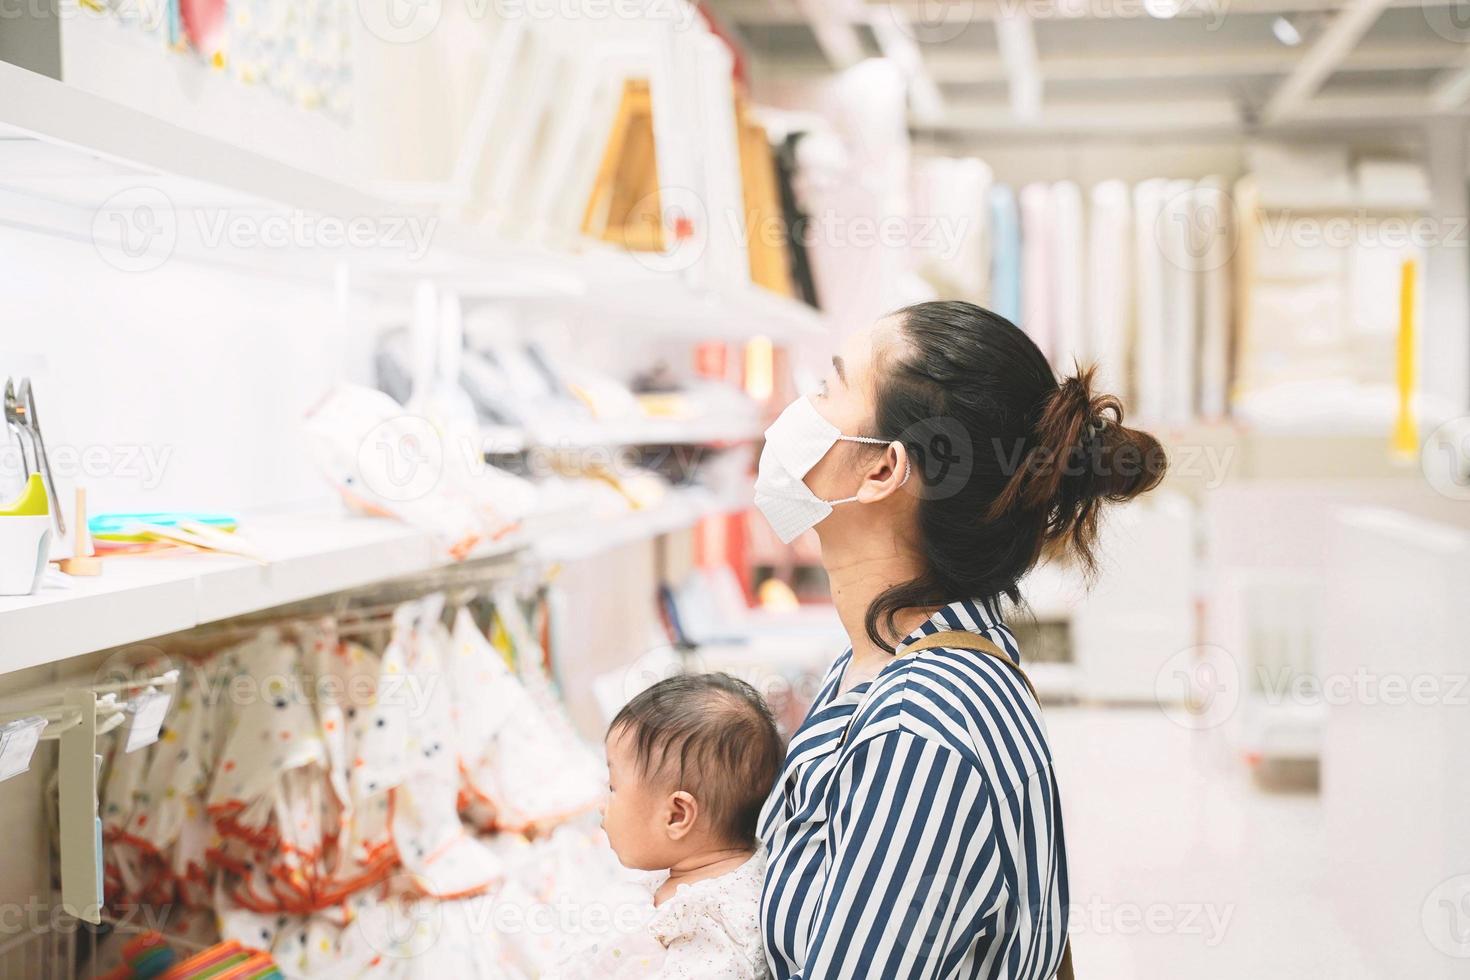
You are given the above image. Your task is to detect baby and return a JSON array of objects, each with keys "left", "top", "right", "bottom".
[{"left": 551, "top": 673, "right": 784, "bottom": 979}]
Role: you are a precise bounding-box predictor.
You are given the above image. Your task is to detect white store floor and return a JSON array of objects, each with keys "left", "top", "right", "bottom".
[{"left": 1047, "top": 708, "right": 1378, "bottom": 980}]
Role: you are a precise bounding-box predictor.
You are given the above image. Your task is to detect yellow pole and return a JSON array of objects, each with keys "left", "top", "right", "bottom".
[{"left": 1392, "top": 258, "right": 1418, "bottom": 459}]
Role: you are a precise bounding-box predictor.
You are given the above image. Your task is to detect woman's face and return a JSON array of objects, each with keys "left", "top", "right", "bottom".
[{"left": 801, "top": 317, "right": 907, "bottom": 509}]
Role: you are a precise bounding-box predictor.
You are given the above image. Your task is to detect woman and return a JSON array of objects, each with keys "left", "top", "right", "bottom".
[{"left": 754, "top": 301, "right": 1166, "bottom": 979}]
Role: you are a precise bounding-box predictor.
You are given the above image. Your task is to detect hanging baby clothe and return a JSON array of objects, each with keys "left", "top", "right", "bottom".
[{"left": 86, "top": 586, "right": 614, "bottom": 979}]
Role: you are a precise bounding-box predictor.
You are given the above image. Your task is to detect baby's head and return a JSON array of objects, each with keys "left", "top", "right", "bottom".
[{"left": 602, "top": 673, "right": 784, "bottom": 870}]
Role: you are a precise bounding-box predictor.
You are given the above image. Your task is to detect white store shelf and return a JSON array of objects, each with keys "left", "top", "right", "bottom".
[
  {"left": 0, "top": 513, "right": 491, "bottom": 676},
  {"left": 0, "top": 60, "right": 827, "bottom": 343},
  {"left": 533, "top": 486, "right": 751, "bottom": 563},
  {"left": 0, "top": 485, "right": 749, "bottom": 675},
  {"left": 527, "top": 417, "right": 762, "bottom": 449}
]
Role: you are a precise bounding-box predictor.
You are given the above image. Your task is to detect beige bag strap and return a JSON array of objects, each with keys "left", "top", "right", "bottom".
[
  {"left": 897, "top": 629, "right": 1039, "bottom": 700},
  {"left": 842, "top": 628, "right": 1075, "bottom": 980}
]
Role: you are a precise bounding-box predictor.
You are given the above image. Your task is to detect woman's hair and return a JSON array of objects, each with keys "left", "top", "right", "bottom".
[
  {"left": 609, "top": 672, "right": 784, "bottom": 848},
  {"left": 863, "top": 300, "right": 1167, "bottom": 652}
]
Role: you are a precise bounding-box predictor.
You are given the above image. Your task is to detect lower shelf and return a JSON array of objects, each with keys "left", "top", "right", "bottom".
[{"left": 0, "top": 488, "right": 745, "bottom": 676}]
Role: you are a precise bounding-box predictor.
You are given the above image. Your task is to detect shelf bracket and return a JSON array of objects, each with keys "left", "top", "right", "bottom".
[{"left": 0, "top": 670, "right": 179, "bottom": 925}]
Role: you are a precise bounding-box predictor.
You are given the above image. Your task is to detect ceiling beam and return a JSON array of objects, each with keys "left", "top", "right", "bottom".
[
  {"left": 920, "top": 91, "right": 1460, "bottom": 136},
  {"left": 1260, "top": 0, "right": 1392, "bottom": 123},
  {"left": 923, "top": 96, "right": 1240, "bottom": 133},
  {"left": 1273, "top": 91, "right": 1448, "bottom": 122},
  {"left": 930, "top": 40, "right": 1467, "bottom": 83},
  {"left": 995, "top": 14, "right": 1042, "bottom": 119},
  {"left": 793, "top": 0, "right": 866, "bottom": 69},
  {"left": 717, "top": 0, "right": 1458, "bottom": 22},
  {"left": 752, "top": 40, "right": 1470, "bottom": 86},
  {"left": 1431, "top": 55, "right": 1470, "bottom": 110},
  {"left": 870, "top": 9, "right": 947, "bottom": 123}
]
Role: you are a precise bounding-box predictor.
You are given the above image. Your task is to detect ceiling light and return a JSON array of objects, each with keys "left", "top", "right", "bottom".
[
  {"left": 1272, "top": 15, "right": 1303, "bottom": 46},
  {"left": 1143, "top": 0, "right": 1182, "bottom": 19}
]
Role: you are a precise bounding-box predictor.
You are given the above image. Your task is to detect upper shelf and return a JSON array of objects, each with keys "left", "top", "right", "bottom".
[{"left": 0, "top": 60, "right": 826, "bottom": 343}]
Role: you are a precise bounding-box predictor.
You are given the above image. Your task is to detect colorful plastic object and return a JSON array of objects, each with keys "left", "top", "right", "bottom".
[{"left": 89, "top": 513, "right": 238, "bottom": 543}]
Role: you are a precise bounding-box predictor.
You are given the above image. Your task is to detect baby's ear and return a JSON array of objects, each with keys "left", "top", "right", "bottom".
[{"left": 665, "top": 790, "right": 699, "bottom": 841}]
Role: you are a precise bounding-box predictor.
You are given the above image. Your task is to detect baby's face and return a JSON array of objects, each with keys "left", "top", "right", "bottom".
[{"left": 601, "top": 727, "right": 677, "bottom": 871}]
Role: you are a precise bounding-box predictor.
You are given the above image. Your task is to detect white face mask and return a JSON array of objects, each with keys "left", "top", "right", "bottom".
[{"left": 753, "top": 396, "right": 908, "bottom": 544}]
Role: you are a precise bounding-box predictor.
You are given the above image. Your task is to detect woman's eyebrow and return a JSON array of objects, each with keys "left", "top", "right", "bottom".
[{"left": 832, "top": 355, "right": 847, "bottom": 385}]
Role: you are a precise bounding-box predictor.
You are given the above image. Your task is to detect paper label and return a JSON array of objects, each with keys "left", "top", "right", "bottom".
[
  {"left": 125, "top": 690, "right": 171, "bottom": 753},
  {"left": 0, "top": 717, "right": 45, "bottom": 782}
]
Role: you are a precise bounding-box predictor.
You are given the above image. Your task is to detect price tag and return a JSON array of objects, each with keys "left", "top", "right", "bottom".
[
  {"left": 0, "top": 717, "right": 46, "bottom": 783},
  {"left": 125, "top": 690, "right": 172, "bottom": 754}
]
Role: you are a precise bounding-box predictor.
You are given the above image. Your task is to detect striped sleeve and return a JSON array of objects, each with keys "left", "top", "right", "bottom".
[{"left": 795, "top": 730, "right": 1008, "bottom": 980}]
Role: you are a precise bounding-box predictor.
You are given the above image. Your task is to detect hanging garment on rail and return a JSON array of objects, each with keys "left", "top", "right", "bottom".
[
  {"left": 911, "top": 156, "right": 993, "bottom": 305},
  {"left": 452, "top": 606, "right": 605, "bottom": 835},
  {"left": 1050, "top": 180, "right": 1087, "bottom": 370},
  {"left": 1196, "top": 177, "right": 1234, "bottom": 420},
  {"left": 1087, "top": 180, "right": 1134, "bottom": 403},
  {"left": 987, "top": 183, "right": 1022, "bottom": 324},
  {"left": 1160, "top": 178, "right": 1201, "bottom": 425},
  {"left": 775, "top": 133, "right": 822, "bottom": 309},
  {"left": 1131, "top": 179, "right": 1169, "bottom": 423},
  {"left": 84, "top": 591, "right": 620, "bottom": 979},
  {"left": 1019, "top": 182, "right": 1055, "bottom": 360},
  {"left": 389, "top": 597, "right": 504, "bottom": 900}
]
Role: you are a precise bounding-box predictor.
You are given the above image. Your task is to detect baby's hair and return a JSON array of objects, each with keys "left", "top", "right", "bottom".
[{"left": 609, "top": 672, "right": 784, "bottom": 848}]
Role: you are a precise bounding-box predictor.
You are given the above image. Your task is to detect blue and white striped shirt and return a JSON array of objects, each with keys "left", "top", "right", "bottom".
[{"left": 759, "top": 598, "right": 1068, "bottom": 979}]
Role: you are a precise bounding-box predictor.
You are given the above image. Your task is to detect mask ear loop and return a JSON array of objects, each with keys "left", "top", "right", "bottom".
[{"left": 825, "top": 437, "right": 911, "bottom": 505}]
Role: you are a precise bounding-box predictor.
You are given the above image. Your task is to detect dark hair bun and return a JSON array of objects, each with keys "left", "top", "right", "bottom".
[
  {"left": 863, "top": 301, "right": 1167, "bottom": 652},
  {"left": 990, "top": 364, "right": 1167, "bottom": 571}
]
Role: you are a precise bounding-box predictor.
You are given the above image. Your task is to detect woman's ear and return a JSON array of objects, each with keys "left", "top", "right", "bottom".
[
  {"left": 665, "top": 790, "right": 699, "bottom": 841},
  {"left": 856, "top": 441, "right": 911, "bottom": 504}
]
